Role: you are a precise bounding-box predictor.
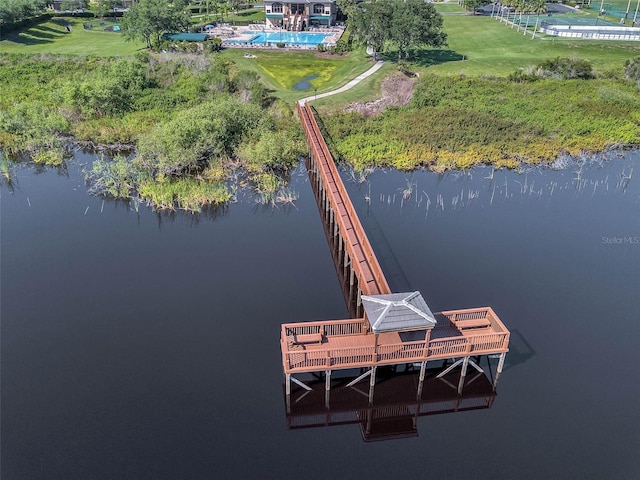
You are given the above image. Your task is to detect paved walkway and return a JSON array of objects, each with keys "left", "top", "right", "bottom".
[{"left": 299, "top": 60, "right": 385, "bottom": 105}]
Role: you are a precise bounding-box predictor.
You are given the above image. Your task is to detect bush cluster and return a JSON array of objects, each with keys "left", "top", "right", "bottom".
[
  {"left": 324, "top": 68, "right": 640, "bottom": 172},
  {"left": 0, "top": 53, "right": 304, "bottom": 210}
]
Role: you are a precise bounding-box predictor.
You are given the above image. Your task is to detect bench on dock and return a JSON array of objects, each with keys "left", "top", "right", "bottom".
[
  {"left": 454, "top": 318, "right": 491, "bottom": 330},
  {"left": 291, "top": 333, "right": 324, "bottom": 345}
]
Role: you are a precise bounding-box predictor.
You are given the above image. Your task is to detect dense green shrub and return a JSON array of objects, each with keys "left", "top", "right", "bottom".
[
  {"left": 624, "top": 57, "right": 640, "bottom": 90},
  {"left": 136, "top": 97, "right": 264, "bottom": 175},
  {"left": 325, "top": 71, "right": 640, "bottom": 171},
  {"left": 1, "top": 53, "right": 303, "bottom": 209},
  {"left": 510, "top": 57, "right": 595, "bottom": 82}
]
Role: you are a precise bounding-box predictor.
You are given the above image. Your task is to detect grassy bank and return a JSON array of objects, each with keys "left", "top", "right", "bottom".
[
  {"left": 322, "top": 72, "right": 640, "bottom": 171},
  {"left": 0, "top": 53, "right": 305, "bottom": 211},
  {"left": 220, "top": 49, "right": 374, "bottom": 104},
  {"left": 0, "top": 17, "right": 143, "bottom": 56},
  {"left": 419, "top": 16, "right": 640, "bottom": 76}
]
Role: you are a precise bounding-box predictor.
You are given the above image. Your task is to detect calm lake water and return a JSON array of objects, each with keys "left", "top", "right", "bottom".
[{"left": 1, "top": 151, "right": 639, "bottom": 479}]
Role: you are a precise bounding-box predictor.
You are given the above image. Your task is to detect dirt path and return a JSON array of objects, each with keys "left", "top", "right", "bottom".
[{"left": 344, "top": 71, "right": 417, "bottom": 116}]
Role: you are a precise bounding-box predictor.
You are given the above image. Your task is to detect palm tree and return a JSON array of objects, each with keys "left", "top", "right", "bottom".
[
  {"left": 502, "top": 1, "right": 515, "bottom": 25},
  {"left": 516, "top": 0, "right": 528, "bottom": 32},
  {"left": 521, "top": 0, "right": 532, "bottom": 35},
  {"left": 530, "top": 0, "right": 546, "bottom": 39}
]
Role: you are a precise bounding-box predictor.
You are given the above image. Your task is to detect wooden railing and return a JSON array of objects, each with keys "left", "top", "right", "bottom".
[
  {"left": 297, "top": 101, "right": 390, "bottom": 296},
  {"left": 447, "top": 309, "right": 489, "bottom": 322},
  {"left": 282, "top": 331, "right": 509, "bottom": 373},
  {"left": 282, "top": 318, "right": 367, "bottom": 339}
]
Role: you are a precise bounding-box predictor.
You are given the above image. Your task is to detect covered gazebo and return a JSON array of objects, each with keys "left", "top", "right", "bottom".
[{"left": 362, "top": 291, "right": 437, "bottom": 335}]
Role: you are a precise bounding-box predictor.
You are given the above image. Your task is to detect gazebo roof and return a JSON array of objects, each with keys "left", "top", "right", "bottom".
[{"left": 361, "top": 292, "right": 437, "bottom": 334}]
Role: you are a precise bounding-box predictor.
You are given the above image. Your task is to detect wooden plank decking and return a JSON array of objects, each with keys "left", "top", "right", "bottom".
[
  {"left": 281, "top": 307, "right": 510, "bottom": 374},
  {"left": 297, "top": 101, "right": 390, "bottom": 296}
]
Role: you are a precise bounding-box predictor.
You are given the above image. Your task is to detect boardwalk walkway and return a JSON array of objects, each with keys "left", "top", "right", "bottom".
[{"left": 281, "top": 72, "right": 510, "bottom": 402}]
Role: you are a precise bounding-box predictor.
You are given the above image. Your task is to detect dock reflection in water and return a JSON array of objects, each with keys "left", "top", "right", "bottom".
[{"left": 284, "top": 364, "right": 497, "bottom": 442}]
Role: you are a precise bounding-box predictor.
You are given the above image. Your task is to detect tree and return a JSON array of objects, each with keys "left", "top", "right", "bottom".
[
  {"left": 351, "top": 1, "right": 393, "bottom": 58},
  {"left": 0, "top": 0, "right": 46, "bottom": 26},
  {"left": 389, "top": 0, "right": 447, "bottom": 60},
  {"left": 120, "top": 0, "right": 191, "bottom": 49},
  {"left": 349, "top": 0, "right": 446, "bottom": 60},
  {"left": 229, "top": 0, "right": 243, "bottom": 25},
  {"left": 95, "top": 0, "right": 119, "bottom": 19},
  {"left": 529, "top": 0, "right": 546, "bottom": 39},
  {"left": 463, "top": 0, "right": 490, "bottom": 15},
  {"left": 61, "top": 0, "right": 89, "bottom": 12},
  {"left": 336, "top": 0, "right": 359, "bottom": 19}
]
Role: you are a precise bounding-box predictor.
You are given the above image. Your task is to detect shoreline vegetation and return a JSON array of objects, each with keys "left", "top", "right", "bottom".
[
  {"left": 322, "top": 62, "right": 640, "bottom": 172},
  {"left": 0, "top": 52, "right": 306, "bottom": 211},
  {"left": 2, "top": 11, "right": 640, "bottom": 211}
]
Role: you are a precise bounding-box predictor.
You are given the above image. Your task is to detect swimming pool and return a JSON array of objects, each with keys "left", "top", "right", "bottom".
[{"left": 225, "top": 31, "right": 330, "bottom": 47}]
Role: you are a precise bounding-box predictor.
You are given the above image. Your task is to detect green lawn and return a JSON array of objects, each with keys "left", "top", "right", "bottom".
[
  {"left": 433, "top": 3, "right": 467, "bottom": 13},
  {"left": 0, "top": 17, "right": 144, "bottom": 56},
  {"left": 220, "top": 48, "right": 375, "bottom": 104},
  {"left": 313, "top": 60, "right": 397, "bottom": 113},
  {"left": 420, "top": 15, "right": 640, "bottom": 76}
]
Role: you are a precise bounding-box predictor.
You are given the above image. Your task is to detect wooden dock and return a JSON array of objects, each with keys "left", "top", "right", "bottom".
[{"left": 283, "top": 101, "right": 510, "bottom": 402}]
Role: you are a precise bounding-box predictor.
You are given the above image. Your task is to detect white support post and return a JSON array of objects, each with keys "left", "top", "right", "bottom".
[
  {"left": 457, "top": 357, "right": 470, "bottom": 395},
  {"left": 436, "top": 358, "right": 464, "bottom": 378},
  {"left": 468, "top": 358, "right": 484, "bottom": 374},
  {"left": 493, "top": 352, "right": 506, "bottom": 390},
  {"left": 290, "top": 375, "right": 312, "bottom": 391},
  {"left": 346, "top": 368, "right": 373, "bottom": 387},
  {"left": 368, "top": 366, "right": 377, "bottom": 405},
  {"left": 417, "top": 361, "right": 427, "bottom": 399},
  {"left": 325, "top": 370, "right": 331, "bottom": 408}
]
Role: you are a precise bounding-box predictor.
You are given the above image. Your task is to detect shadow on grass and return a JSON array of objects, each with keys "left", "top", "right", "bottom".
[
  {"left": 237, "top": 11, "right": 259, "bottom": 17},
  {"left": 31, "top": 25, "right": 65, "bottom": 34},
  {"left": 21, "top": 29, "right": 61, "bottom": 40},
  {"left": 379, "top": 49, "right": 465, "bottom": 68},
  {"left": 5, "top": 33, "right": 53, "bottom": 45},
  {"left": 50, "top": 18, "right": 76, "bottom": 27}
]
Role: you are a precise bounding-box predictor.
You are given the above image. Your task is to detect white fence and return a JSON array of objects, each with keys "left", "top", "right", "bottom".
[{"left": 540, "top": 24, "right": 640, "bottom": 41}]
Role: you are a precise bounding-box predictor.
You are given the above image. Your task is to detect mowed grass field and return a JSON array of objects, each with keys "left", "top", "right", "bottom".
[
  {"left": 1, "top": 11, "right": 639, "bottom": 103},
  {"left": 423, "top": 15, "right": 640, "bottom": 76},
  {"left": 0, "top": 17, "right": 144, "bottom": 56}
]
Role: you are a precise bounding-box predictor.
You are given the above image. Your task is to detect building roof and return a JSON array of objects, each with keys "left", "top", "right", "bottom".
[
  {"left": 361, "top": 292, "right": 437, "bottom": 334},
  {"left": 165, "top": 33, "right": 208, "bottom": 42}
]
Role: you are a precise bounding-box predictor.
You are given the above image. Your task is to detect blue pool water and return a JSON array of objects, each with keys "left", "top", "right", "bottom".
[{"left": 226, "top": 31, "right": 329, "bottom": 46}]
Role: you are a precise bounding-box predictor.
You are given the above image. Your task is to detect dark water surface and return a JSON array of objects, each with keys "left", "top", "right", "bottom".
[
  {"left": 293, "top": 75, "right": 319, "bottom": 91},
  {"left": 1, "top": 152, "right": 639, "bottom": 479}
]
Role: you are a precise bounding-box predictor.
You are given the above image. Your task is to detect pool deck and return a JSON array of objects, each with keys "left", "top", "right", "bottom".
[{"left": 208, "top": 24, "right": 343, "bottom": 49}]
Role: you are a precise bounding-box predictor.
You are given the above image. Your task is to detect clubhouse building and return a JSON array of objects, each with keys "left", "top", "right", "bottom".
[{"left": 264, "top": 1, "right": 337, "bottom": 30}]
